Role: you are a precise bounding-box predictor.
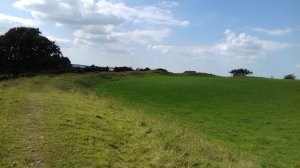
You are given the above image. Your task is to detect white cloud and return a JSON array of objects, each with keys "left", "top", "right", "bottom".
[
  {"left": 149, "top": 44, "right": 174, "bottom": 53},
  {"left": 157, "top": 1, "right": 179, "bottom": 8},
  {"left": 12, "top": 0, "right": 187, "bottom": 53},
  {"left": 47, "top": 36, "right": 73, "bottom": 48},
  {"left": 215, "top": 29, "right": 289, "bottom": 60},
  {"left": 0, "top": 13, "right": 40, "bottom": 34},
  {"left": 13, "top": 0, "right": 188, "bottom": 27},
  {"left": 150, "top": 29, "right": 289, "bottom": 62},
  {"left": 252, "top": 27, "right": 294, "bottom": 36},
  {"left": 73, "top": 26, "right": 169, "bottom": 46},
  {"left": 0, "top": 13, "right": 38, "bottom": 26},
  {"left": 149, "top": 44, "right": 213, "bottom": 59},
  {"left": 296, "top": 64, "right": 300, "bottom": 69},
  {"left": 13, "top": 0, "right": 44, "bottom": 8},
  {"left": 114, "top": 28, "right": 170, "bottom": 44}
]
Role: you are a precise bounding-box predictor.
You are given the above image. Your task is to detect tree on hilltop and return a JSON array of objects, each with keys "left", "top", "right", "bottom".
[
  {"left": 284, "top": 74, "right": 296, "bottom": 80},
  {"left": 229, "top": 68, "right": 253, "bottom": 77},
  {"left": 0, "top": 27, "right": 71, "bottom": 76}
]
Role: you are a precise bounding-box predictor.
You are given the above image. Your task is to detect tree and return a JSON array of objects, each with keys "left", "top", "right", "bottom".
[
  {"left": 229, "top": 68, "right": 253, "bottom": 77},
  {"left": 184, "top": 71, "right": 196, "bottom": 74},
  {"left": 136, "top": 67, "right": 151, "bottom": 71},
  {"left": 0, "top": 27, "right": 71, "bottom": 76},
  {"left": 284, "top": 74, "right": 296, "bottom": 80},
  {"left": 113, "top": 66, "right": 133, "bottom": 72},
  {"left": 155, "top": 68, "right": 168, "bottom": 73}
]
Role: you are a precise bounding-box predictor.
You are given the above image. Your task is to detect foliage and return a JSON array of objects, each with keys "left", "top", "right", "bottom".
[
  {"left": 0, "top": 27, "right": 71, "bottom": 76},
  {"left": 229, "top": 68, "right": 253, "bottom": 76},
  {"left": 72, "top": 64, "right": 110, "bottom": 73},
  {"left": 155, "top": 68, "right": 168, "bottom": 72},
  {"left": 136, "top": 67, "right": 151, "bottom": 71},
  {"left": 284, "top": 74, "right": 296, "bottom": 80},
  {"left": 113, "top": 66, "right": 133, "bottom": 72},
  {"left": 184, "top": 71, "right": 196, "bottom": 74},
  {"left": 182, "top": 72, "right": 216, "bottom": 77}
]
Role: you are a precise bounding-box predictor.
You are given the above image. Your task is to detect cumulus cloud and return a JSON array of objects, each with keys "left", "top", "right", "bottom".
[
  {"left": 113, "top": 28, "right": 170, "bottom": 44},
  {"left": 0, "top": 13, "right": 39, "bottom": 33},
  {"left": 13, "top": 0, "right": 188, "bottom": 27},
  {"left": 11, "top": 0, "right": 187, "bottom": 52},
  {"left": 252, "top": 27, "right": 294, "bottom": 36},
  {"left": 215, "top": 29, "right": 289, "bottom": 59},
  {"left": 149, "top": 44, "right": 213, "bottom": 60},
  {"left": 0, "top": 13, "right": 38, "bottom": 26},
  {"left": 47, "top": 36, "right": 73, "bottom": 48},
  {"left": 157, "top": 1, "right": 180, "bottom": 8},
  {"left": 150, "top": 29, "right": 289, "bottom": 61},
  {"left": 14, "top": 0, "right": 125, "bottom": 27},
  {"left": 73, "top": 26, "right": 170, "bottom": 46}
]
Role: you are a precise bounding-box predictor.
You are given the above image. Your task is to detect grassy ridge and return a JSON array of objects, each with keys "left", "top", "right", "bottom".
[
  {"left": 0, "top": 73, "right": 253, "bottom": 167},
  {"left": 96, "top": 75, "right": 300, "bottom": 167}
]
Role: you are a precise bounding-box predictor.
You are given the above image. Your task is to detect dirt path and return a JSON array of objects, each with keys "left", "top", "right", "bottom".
[{"left": 20, "top": 93, "right": 48, "bottom": 167}]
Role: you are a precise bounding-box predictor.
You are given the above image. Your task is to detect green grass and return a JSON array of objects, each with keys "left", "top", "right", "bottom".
[
  {"left": 0, "top": 73, "right": 255, "bottom": 167},
  {"left": 96, "top": 75, "right": 300, "bottom": 167}
]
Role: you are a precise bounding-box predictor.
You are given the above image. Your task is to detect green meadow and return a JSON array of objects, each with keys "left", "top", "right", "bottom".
[
  {"left": 97, "top": 74, "right": 300, "bottom": 167},
  {"left": 0, "top": 72, "right": 299, "bottom": 167}
]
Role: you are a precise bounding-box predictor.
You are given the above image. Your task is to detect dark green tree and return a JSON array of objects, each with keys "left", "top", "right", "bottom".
[
  {"left": 229, "top": 68, "right": 253, "bottom": 76},
  {"left": 0, "top": 27, "right": 71, "bottom": 76},
  {"left": 284, "top": 74, "right": 296, "bottom": 80}
]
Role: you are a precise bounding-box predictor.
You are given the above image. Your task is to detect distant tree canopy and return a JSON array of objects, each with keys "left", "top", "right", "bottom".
[
  {"left": 284, "top": 74, "right": 296, "bottom": 80},
  {"left": 0, "top": 27, "right": 71, "bottom": 76},
  {"left": 184, "top": 71, "right": 196, "bottom": 74},
  {"left": 136, "top": 67, "right": 151, "bottom": 71},
  {"left": 114, "top": 66, "right": 133, "bottom": 72},
  {"left": 155, "top": 68, "right": 168, "bottom": 73},
  {"left": 72, "top": 64, "right": 110, "bottom": 73},
  {"left": 229, "top": 68, "right": 253, "bottom": 77}
]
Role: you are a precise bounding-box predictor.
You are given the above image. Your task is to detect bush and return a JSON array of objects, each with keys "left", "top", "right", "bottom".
[
  {"left": 184, "top": 71, "right": 196, "bottom": 74},
  {"left": 155, "top": 68, "right": 168, "bottom": 73},
  {"left": 229, "top": 68, "right": 252, "bottom": 77},
  {"left": 114, "top": 66, "right": 133, "bottom": 72},
  {"left": 71, "top": 65, "right": 110, "bottom": 73},
  {"left": 284, "top": 74, "right": 296, "bottom": 80},
  {"left": 136, "top": 67, "right": 151, "bottom": 71}
]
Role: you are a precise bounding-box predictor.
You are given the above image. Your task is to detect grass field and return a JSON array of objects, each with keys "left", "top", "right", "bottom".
[
  {"left": 97, "top": 75, "right": 300, "bottom": 167},
  {"left": 0, "top": 72, "right": 299, "bottom": 167}
]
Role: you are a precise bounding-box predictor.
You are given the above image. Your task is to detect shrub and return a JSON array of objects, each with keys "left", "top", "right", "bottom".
[
  {"left": 229, "top": 68, "right": 252, "bottom": 77},
  {"left": 113, "top": 66, "right": 133, "bottom": 72},
  {"left": 155, "top": 68, "right": 168, "bottom": 72},
  {"left": 136, "top": 67, "right": 151, "bottom": 71},
  {"left": 284, "top": 74, "right": 296, "bottom": 80},
  {"left": 184, "top": 71, "right": 196, "bottom": 74}
]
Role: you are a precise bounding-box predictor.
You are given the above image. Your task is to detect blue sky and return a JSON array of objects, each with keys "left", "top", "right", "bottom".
[{"left": 0, "top": 0, "right": 299, "bottom": 78}]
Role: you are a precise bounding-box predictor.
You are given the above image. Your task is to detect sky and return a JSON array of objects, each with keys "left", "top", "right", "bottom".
[{"left": 0, "top": 0, "right": 299, "bottom": 78}]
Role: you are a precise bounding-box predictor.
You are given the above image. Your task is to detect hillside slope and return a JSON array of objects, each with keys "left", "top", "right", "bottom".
[
  {"left": 97, "top": 75, "right": 300, "bottom": 167},
  {"left": 0, "top": 73, "right": 254, "bottom": 168}
]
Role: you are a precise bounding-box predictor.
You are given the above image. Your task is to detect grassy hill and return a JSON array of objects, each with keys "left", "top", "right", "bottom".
[
  {"left": 97, "top": 74, "right": 300, "bottom": 167},
  {"left": 0, "top": 72, "right": 299, "bottom": 167}
]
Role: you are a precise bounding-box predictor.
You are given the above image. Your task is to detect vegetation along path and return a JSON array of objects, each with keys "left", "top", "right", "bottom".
[{"left": 0, "top": 73, "right": 299, "bottom": 167}]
